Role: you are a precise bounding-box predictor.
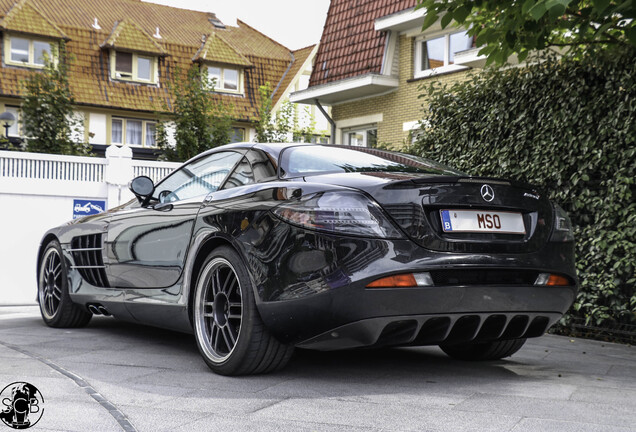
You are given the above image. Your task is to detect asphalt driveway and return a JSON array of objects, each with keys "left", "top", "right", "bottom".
[{"left": 0, "top": 305, "right": 634, "bottom": 432}]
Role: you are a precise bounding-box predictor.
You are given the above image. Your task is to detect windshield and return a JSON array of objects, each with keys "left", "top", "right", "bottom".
[{"left": 280, "top": 146, "right": 464, "bottom": 177}]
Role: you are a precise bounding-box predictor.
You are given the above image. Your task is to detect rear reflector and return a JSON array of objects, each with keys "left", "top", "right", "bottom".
[
  {"left": 535, "top": 273, "right": 570, "bottom": 286},
  {"left": 367, "top": 272, "right": 434, "bottom": 288},
  {"left": 546, "top": 274, "right": 570, "bottom": 286},
  {"left": 367, "top": 274, "right": 416, "bottom": 288}
]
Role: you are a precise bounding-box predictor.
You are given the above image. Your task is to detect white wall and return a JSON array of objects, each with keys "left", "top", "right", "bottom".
[
  {"left": 88, "top": 112, "right": 107, "bottom": 144},
  {"left": 0, "top": 191, "right": 105, "bottom": 305},
  {"left": 0, "top": 148, "right": 179, "bottom": 305}
]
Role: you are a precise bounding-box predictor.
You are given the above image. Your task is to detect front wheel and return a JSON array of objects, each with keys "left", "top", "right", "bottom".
[
  {"left": 440, "top": 338, "right": 527, "bottom": 361},
  {"left": 193, "top": 246, "right": 293, "bottom": 375},
  {"left": 38, "top": 240, "right": 92, "bottom": 328}
]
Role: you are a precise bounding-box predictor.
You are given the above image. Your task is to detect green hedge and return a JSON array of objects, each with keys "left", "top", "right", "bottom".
[{"left": 411, "top": 47, "right": 635, "bottom": 326}]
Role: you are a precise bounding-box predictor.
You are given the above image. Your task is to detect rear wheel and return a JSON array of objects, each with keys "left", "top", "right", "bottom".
[
  {"left": 440, "top": 338, "right": 527, "bottom": 361},
  {"left": 38, "top": 240, "right": 92, "bottom": 328},
  {"left": 193, "top": 246, "right": 293, "bottom": 375}
]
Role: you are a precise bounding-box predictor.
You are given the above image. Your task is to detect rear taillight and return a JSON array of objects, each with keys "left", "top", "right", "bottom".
[
  {"left": 272, "top": 191, "right": 404, "bottom": 239},
  {"left": 549, "top": 204, "right": 574, "bottom": 242}
]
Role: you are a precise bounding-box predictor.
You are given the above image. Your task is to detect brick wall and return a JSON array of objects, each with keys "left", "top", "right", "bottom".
[{"left": 332, "top": 35, "right": 472, "bottom": 148}]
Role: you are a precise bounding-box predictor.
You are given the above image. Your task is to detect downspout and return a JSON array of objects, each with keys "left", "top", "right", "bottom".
[{"left": 314, "top": 99, "right": 336, "bottom": 144}]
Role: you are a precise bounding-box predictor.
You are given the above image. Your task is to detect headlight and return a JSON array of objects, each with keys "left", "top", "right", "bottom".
[
  {"left": 272, "top": 191, "right": 404, "bottom": 238},
  {"left": 549, "top": 203, "right": 574, "bottom": 242}
]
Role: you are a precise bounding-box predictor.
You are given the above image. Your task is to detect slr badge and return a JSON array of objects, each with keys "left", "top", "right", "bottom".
[{"left": 480, "top": 184, "right": 495, "bottom": 202}]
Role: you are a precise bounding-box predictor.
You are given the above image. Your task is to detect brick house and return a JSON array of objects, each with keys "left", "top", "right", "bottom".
[
  {"left": 0, "top": 0, "right": 327, "bottom": 159},
  {"left": 290, "top": 0, "right": 485, "bottom": 147}
]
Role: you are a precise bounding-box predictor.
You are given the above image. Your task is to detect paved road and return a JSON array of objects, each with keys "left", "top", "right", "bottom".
[{"left": 0, "top": 305, "right": 634, "bottom": 432}]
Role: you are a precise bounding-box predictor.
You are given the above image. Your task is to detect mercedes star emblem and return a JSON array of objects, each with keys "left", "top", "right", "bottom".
[{"left": 480, "top": 184, "right": 495, "bottom": 202}]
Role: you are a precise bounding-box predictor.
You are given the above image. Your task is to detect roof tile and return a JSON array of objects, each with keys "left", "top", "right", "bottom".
[
  {"left": 310, "top": 0, "right": 415, "bottom": 86},
  {"left": 192, "top": 32, "right": 252, "bottom": 67},
  {"left": 100, "top": 18, "right": 166, "bottom": 55},
  {"left": 0, "top": 0, "right": 67, "bottom": 39},
  {"left": 0, "top": 0, "right": 310, "bottom": 123}
]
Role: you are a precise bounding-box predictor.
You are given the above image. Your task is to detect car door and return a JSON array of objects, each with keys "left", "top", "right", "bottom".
[{"left": 104, "top": 150, "right": 244, "bottom": 288}]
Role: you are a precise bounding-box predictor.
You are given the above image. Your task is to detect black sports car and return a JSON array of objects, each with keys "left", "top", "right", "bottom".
[{"left": 37, "top": 143, "right": 577, "bottom": 375}]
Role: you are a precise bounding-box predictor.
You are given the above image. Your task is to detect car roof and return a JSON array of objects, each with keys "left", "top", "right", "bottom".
[{"left": 181, "top": 142, "right": 312, "bottom": 166}]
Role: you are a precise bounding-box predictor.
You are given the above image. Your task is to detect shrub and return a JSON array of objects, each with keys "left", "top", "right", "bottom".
[{"left": 411, "top": 47, "right": 636, "bottom": 326}]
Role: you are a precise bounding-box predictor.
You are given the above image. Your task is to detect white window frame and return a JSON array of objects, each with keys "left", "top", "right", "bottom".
[
  {"left": 413, "top": 30, "right": 471, "bottom": 79},
  {"left": 4, "top": 35, "right": 56, "bottom": 69},
  {"left": 205, "top": 64, "right": 244, "bottom": 94},
  {"left": 110, "top": 117, "right": 157, "bottom": 148},
  {"left": 110, "top": 50, "right": 158, "bottom": 84},
  {"left": 342, "top": 125, "right": 378, "bottom": 148}
]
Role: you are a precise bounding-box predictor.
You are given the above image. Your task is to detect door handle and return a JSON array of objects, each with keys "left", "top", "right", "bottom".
[{"left": 152, "top": 203, "right": 173, "bottom": 212}]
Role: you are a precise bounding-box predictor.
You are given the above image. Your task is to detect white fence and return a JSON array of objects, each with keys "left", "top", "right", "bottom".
[
  {"left": 0, "top": 147, "right": 180, "bottom": 305},
  {"left": 0, "top": 152, "right": 105, "bottom": 182},
  {"left": 133, "top": 159, "right": 179, "bottom": 183}
]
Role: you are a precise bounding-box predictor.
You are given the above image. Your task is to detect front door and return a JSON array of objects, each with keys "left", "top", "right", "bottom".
[{"left": 104, "top": 150, "right": 244, "bottom": 288}]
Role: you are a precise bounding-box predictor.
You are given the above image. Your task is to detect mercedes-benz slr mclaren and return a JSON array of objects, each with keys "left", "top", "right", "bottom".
[{"left": 37, "top": 143, "right": 577, "bottom": 375}]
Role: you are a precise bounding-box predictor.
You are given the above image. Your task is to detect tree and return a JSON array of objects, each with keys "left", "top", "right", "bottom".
[
  {"left": 416, "top": 0, "right": 636, "bottom": 65},
  {"left": 21, "top": 41, "right": 90, "bottom": 155},
  {"left": 255, "top": 83, "right": 316, "bottom": 143},
  {"left": 158, "top": 64, "right": 234, "bottom": 162}
]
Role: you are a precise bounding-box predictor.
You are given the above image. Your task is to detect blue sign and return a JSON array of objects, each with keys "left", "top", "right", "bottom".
[{"left": 73, "top": 199, "right": 106, "bottom": 219}]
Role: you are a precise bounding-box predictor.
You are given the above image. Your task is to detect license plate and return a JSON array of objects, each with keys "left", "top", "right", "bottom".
[{"left": 440, "top": 210, "right": 526, "bottom": 234}]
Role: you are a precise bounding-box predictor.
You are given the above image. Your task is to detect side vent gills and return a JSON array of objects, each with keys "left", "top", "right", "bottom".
[{"left": 70, "top": 234, "right": 109, "bottom": 288}]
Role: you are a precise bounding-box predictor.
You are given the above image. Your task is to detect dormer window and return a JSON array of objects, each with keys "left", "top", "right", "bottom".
[
  {"left": 4, "top": 35, "right": 55, "bottom": 68},
  {"left": 110, "top": 51, "right": 157, "bottom": 83},
  {"left": 206, "top": 65, "right": 242, "bottom": 93}
]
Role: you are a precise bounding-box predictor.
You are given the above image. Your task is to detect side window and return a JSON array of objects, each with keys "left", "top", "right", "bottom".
[
  {"left": 247, "top": 149, "right": 277, "bottom": 182},
  {"left": 222, "top": 149, "right": 277, "bottom": 190},
  {"left": 155, "top": 151, "right": 243, "bottom": 202},
  {"left": 223, "top": 157, "right": 254, "bottom": 189}
]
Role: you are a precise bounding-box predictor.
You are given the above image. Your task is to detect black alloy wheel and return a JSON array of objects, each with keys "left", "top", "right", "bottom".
[
  {"left": 38, "top": 240, "right": 92, "bottom": 328},
  {"left": 193, "top": 246, "right": 293, "bottom": 375}
]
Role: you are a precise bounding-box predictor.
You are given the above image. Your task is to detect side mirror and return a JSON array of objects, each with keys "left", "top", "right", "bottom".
[{"left": 129, "top": 176, "right": 154, "bottom": 205}]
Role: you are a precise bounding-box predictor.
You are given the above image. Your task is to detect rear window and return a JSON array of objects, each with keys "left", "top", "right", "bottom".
[{"left": 280, "top": 145, "right": 463, "bottom": 177}]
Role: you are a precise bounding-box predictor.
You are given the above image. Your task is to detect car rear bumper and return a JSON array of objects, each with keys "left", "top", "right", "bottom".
[
  {"left": 295, "top": 312, "right": 564, "bottom": 351},
  {"left": 257, "top": 283, "right": 576, "bottom": 348},
  {"left": 244, "top": 220, "right": 577, "bottom": 348}
]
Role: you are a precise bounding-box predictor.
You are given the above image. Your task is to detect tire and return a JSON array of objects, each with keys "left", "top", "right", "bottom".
[
  {"left": 193, "top": 246, "right": 294, "bottom": 376},
  {"left": 440, "top": 338, "right": 527, "bottom": 361},
  {"left": 38, "top": 240, "right": 92, "bottom": 328}
]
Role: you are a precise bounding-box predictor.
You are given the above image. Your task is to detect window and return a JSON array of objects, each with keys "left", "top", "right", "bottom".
[
  {"left": 206, "top": 65, "right": 242, "bottom": 93},
  {"left": 414, "top": 31, "right": 472, "bottom": 78},
  {"left": 223, "top": 149, "right": 277, "bottom": 190},
  {"left": 280, "top": 146, "right": 464, "bottom": 178},
  {"left": 146, "top": 123, "right": 156, "bottom": 147},
  {"left": 5, "top": 36, "right": 54, "bottom": 68},
  {"left": 111, "top": 51, "right": 157, "bottom": 83},
  {"left": 229, "top": 127, "right": 245, "bottom": 143},
  {"left": 111, "top": 118, "right": 156, "bottom": 147},
  {"left": 343, "top": 126, "right": 377, "bottom": 148},
  {"left": 156, "top": 151, "right": 243, "bottom": 203}
]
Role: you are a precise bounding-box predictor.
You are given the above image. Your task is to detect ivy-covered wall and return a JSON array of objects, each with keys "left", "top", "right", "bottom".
[{"left": 412, "top": 47, "right": 635, "bottom": 326}]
